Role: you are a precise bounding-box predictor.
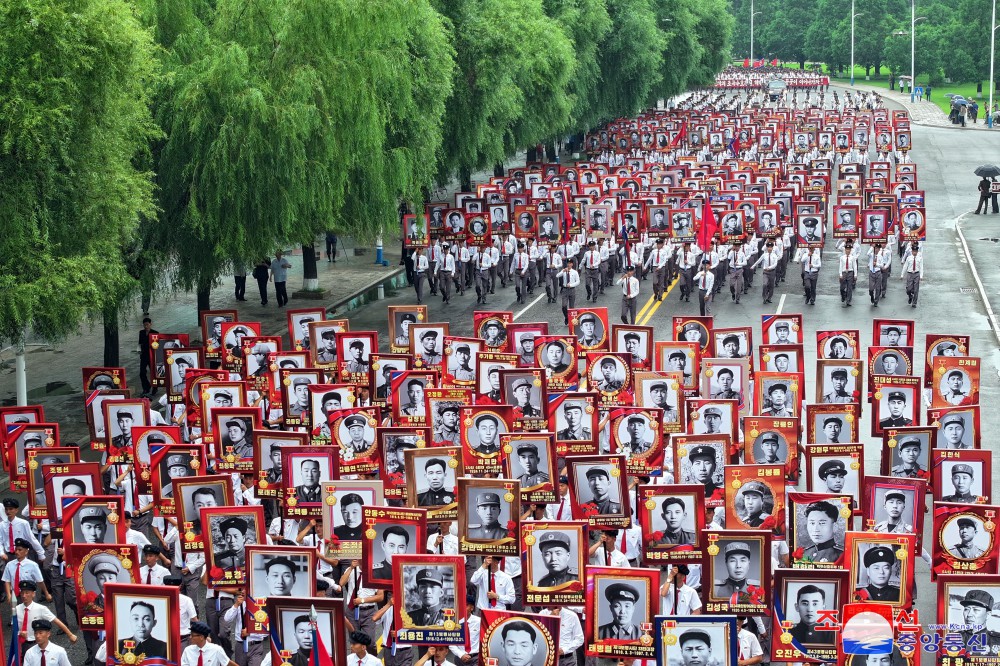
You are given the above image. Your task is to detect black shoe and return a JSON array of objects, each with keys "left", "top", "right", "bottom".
[{"left": 912, "top": 303, "right": 917, "bottom": 308}]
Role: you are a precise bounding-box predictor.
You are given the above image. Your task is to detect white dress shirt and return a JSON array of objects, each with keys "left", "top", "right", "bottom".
[
  {"left": 738, "top": 627, "right": 764, "bottom": 660},
  {"left": 560, "top": 268, "right": 581, "bottom": 288},
  {"left": 24, "top": 643, "right": 71, "bottom": 666},
  {"left": 179, "top": 593, "right": 197, "bottom": 634},
  {"left": 449, "top": 613, "right": 482, "bottom": 660},
  {"left": 695, "top": 270, "right": 714, "bottom": 292},
  {"left": 469, "top": 566, "right": 515, "bottom": 610},
  {"left": 348, "top": 655, "right": 381, "bottom": 666},
  {"left": 414, "top": 254, "right": 429, "bottom": 272},
  {"left": 181, "top": 643, "right": 230, "bottom": 666},
  {"left": 540, "top": 607, "right": 585, "bottom": 655},
  {"left": 839, "top": 253, "right": 859, "bottom": 274},
  {"left": 801, "top": 251, "right": 821, "bottom": 272},
  {"left": 139, "top": 563, "right": 170, "bottom": 586},
  {"left": 14, "top": 602, "right": 56, "bottom": 640},
  {"left": 545, "top": 496, "right": 574, "bottom": 521},
  {"left": 901, "top": 253, "right": 923, "bottom": 277},
  {"left": 621, "top": 275, "right": 640, "bottom": 298},
  {"left": 661, "top": 583, "right": 703, "bottom": 615},
  {"left": 590, "top": 546, "right": 631, "bottom": 567},
  {"left": 0, "top": 517, "right": 45, "bottom": 558},
  {"left": 752, "top": 249, "right": 780, "bottom": 270},
  {"left": 546, "top": 251, "right": 563, "bottom": 270}
]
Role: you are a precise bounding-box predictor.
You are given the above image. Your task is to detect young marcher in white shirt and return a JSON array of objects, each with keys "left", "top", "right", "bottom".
[
  {"left": 15, "top": 581, "right": 77, "bottom": 654},
  {"left": 181, "top": 622, "right": 238, "bottom": 666},
  {"left": 22, "top": 620, "right": 72, "bottom": 666},
  {"left": 469, "top": 556, "right": 515, "bottom": 610},
  {"left": 347, "top": 631, "right": 382, "bottom": 666}
]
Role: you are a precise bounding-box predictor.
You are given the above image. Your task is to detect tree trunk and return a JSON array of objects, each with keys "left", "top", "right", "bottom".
[
  {"left": 302, "top": 242, "right": 319, "bottom": 291},
  {"left": 545, "top": 142, "right": 557, "bottom": 162},
  {"left": 798, "top": 58, "right": 806, "bottom": 70},
  {"left": 526, "top": 146, "right": 538, "bottom": 162},
  {"left": 865, "top": 65, "right": 872, "bottom": 76},
  {"left": 197, "top": 283, "right": 211, "bottom": 322},
  {"left": 493, "top": 163, "right": 505, "bottom": 178},
  {"left": 103, "top": 305, "right": 120, "bottom": 367},
  {"left": 459, "top": 167, "right": 472, "bottom": 194},
  {"left": 875, "top": 64, "right": 882, "bottom": 76}
]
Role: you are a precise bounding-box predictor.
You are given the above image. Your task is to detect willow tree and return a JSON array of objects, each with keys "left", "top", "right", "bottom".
[
  {"left": 151, "top": 0, "right": 454, "bottom": 303},
  {"left": 0, "top": 0, "right": 158, "bottom": 349},
  {"left": 435, "top": 0, "right": 577, "bottom": 187}
]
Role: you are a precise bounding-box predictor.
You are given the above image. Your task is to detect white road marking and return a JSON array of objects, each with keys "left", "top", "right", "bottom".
[
  {"left": 956, "top": 212, "right": 1000, "bottom": 346},
  {"left": 513, "top": 293, "right": 547, "bottom": 321},
  {"left": 775, "top": 293, "right": 786, "bottom": 315}
]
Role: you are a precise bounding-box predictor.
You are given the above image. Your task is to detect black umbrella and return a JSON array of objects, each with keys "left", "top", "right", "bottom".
[{"left": 975, "top": 165, "right": 1000, "bottom": 178}]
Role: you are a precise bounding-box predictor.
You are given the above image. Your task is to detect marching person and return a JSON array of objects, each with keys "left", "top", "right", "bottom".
[
  {"left": 436, "top": 243, "right": 456, "bottom": 304},
  {"left": 618, "top": 265, "right": 640, "bottom": 324},
  {"left": 427, "top": 238, "right": 442, "bottom": 296},
  {"left": 900, "top": 242, "right": 924, "bottom": 307},
  {"left": 511, "top": 242, "right": 532, "bottom": 305},
  {"left": 677, "top": 241, "right": 698, "bottom": 302},
  {"left": 474, "top": 246, "right": 493, "bottom": 305},
  {"left": 750, "top": 240, "right": 781, "bottom": 304},
  {"left": 800, "top": 246, "right": 821, "bottom": 305},
  {"left": 694, "top": 258, "right": 715, "bottom": 316},
  {"left": 839, "top": 240, "right": 858, "bottom": 306},
  {"left": 582, "top": 241, "right": 602, "bottom": 302},
  {"left": 727, "top": 241, "right": 748, "bottom": 303},
  {"left": 412, "top": 247, "right": 429, "bottom": 305},
  {"left": 558, "top": 260, "right": 580, "bottom": 325},
  {"left": 644, "top": 238, "right": 670, "bottom": 301},
  {"left": 867, "top": 242, "right": 886, "bottom": 307},
  {"left": 544, "top": 244, "right": 564, "bottom": 304}
]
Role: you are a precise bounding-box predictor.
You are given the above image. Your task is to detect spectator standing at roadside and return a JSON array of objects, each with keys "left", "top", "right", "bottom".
[
  {"left": 976, "top": 177, "right": 991, "bottom": 214},
  {"left": 270, "top": 251, "right": 292, "bottom": 308},
  {"left": 326, "top": 231, "right": 338, "bottom": 262},
  {"left": 253, "top": 257, "right": 270, "bottom": 306},
  {"left": 139, "top": 316, "right": 158, "bottom": 398}
]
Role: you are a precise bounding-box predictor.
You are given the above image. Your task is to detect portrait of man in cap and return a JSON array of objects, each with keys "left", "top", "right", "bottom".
[
  {"left": 878, "top": 390, "right": 913, "bottom": 429},
  {"left": 448, "top": 344, "right": 477, "bottom": 382},
  {"left": 761, "top": 382, "right": 794, "bottom": 417},
  {"left": 787, "top": 582, "right": 838, "bottom": 646},
  {"left": 292, "top": 315, "right": 316, "bottom": 350},
  {"left": 798, "top": 500, "right": 845, "bottom": 563},
  {"left": 872, "top": 489, "right": 915, "bottom": 534},
  {"left": 211, "top": 514, "right": 255, "bottom": 570},
  {"left": 815, "top": 459, "right": 853, "bottom": 495},
  {"left": 945, "top": 516, "right": 988, "bottom": 560},
  {"left": 403, "top": 565, "right": 451, "bottom": 627},
  {"left": 798, "top": 216, "right": 821, "bottom": 243},
  {"left": 511, "top": 441, "right": 550, "bottom": 489},
  {"left": 618, "top": 414, "right": 654, "bottom": 455},
  {"left": 597, "top": 581, "right": 644, "bottom": 640},
  {"left": 752, "top": 432, "right": 785, "bottom": 465},
  {"left": 889, "top": 437, "right": 926, "bottom": 478},
  {"left": 937, "top": 412, "right": 973, "bottom": 449},
  {"left": 481, "top": 320, "right": 508, "bottom": 348},
  {"left": 82, "top": 553, "right": 128, "bottom": 607},
  {"left": 75, "top": 505, "right": 111, "bottom": 544},
  {"left": 768, "top": 320, "right": 796, "bottom": 345},
  {"left": 712, "top": 540, "right": 761, "bottom": 600},
  {"left": 945, "top": 586, "right": 1000, "bottom": 655},
  {"left": 314, "top": 328, "right": 338, "bottom": 365},
  {"left": 160, "top": 451, "right": 192, "bottom": 498},
  {"left": 592, "top": 357, "right": 625, "bottom": 394},
  {"left": 644, "top": 380, "right": 679, "bottom": 422},
  {"left": 684, "top": 445, "right": 724, "bottom": 501},
  {"left": 532, "top": 530, "right": 579, "bottom": 588},
  {"left": 680, "top": 322, "right": 706, "bottom": 347},
  {"left": 665, "top": 626, "right": 732, "bottom": 666},
  {"left": 824, "top": 336, "right": 852, "bottom": 360},
  {"left": 576, "top": 313, "right": 604, "bottom": 349},
  {"left": 942, "top": 462, "right": 981, "bottom": 503},
  {"left": 556, "top": 401, "right": 592, "bottom": 441},
  {"left": 339, "top": 414, "right": 375, "bottom": 456},
  {"left": 220, "top": 417, "right": 252, "bottom": 459},
  {"left": 343, "top": 338, "right": 370, "bottom": 374},
  {"left": 821, "top": 367, "right": 854, "bottom": 403},
  {"left": 738, "top": 482, "right": 772, "bottom": 528},
  {"left": 169, "top": 354, "right": 196, "bottom": 395},
  {"left": 285, "top": 375, "right": 316, "bottom": 418},
  {"left": 466, "top": 491, "right": 509, "bottom": 540},
  {"left": 577, "top": 466, "right": 622, "bottom": 515},
  {"left": 507, "top": 377, "right": 542, "bottom": 418},
  {"left": 115, "top": 598, "right": 168, "bottom": 659},
  {"left": 620, "top": 331, "right": 646, "bottom": 366},
  {"left": 855, "top": 544, "right": 901, "bottom": 602},
  {"left": 393, "top": 312, "right": 418, "bottom": 349},
  {"left": 876, "top": 352, "right": 904, "bottom": 376},
  {"left": 653, "top": 496, "right": 696, "bottom": 546},
  {"left": 940, "top": 370, "right": 973, "bottom": 406}
]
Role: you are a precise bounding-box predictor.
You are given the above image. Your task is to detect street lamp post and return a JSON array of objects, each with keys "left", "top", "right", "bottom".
[
  {"left": 850, "top": 0, "right": 863, "bottom": 86},
  {"left": 990, "top": 0, "right": 997, "bottom": 127},
  {"left": 750, "top": 1, "right": 763, "bottom": 63}
]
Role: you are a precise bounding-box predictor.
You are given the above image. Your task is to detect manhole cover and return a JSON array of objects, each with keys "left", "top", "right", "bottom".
[{"left": 960, "top": 287, "right": 975, "bottom": 293}]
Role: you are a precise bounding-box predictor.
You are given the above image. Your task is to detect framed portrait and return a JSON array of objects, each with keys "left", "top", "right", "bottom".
[
  {"left": 932, "top": 448, "right": 991, "bottom": 504},
  {"left": 336, "top": 330, "right": 377, "bottom": 384},
  {"left": 201, "top": 504, "right": 265, "bottom": 590},
  {"left": 671, "top": 434, "right": 729, "bottom": 505},
  {"left": 508, "top": 323, "right": 549, "bottom": 367},
  {"left": 762, "top": 314, "right": 803, "bottom": 346},
  {"left": 872, "top": 320, "right": 915, "bottom": 348},
  {"left": 758, "top": 344, "right": 803, "bottom": 375},
  {"left": 804, "top": 403, "right": 859, "bottom": 445},
  {"left": 386, "top": 305, "right": 427, "bottom": 355},
  {"left": 685, "top": 399, "right": 738, "bottom": 439},
  {"left": 321, "top": 480, "right": 383, "bottom": 560},
  {"left": 253, "top": 431, "right": 307, "bottom": 499},
  {"left": 673, "top": 317, "right": 713, "bottom": 355},
  {"left": 69, "top": 544, "right": 138, "bottom": 629},
  {"left": 149, "top": 443, "right": 206, "bottom": 513},
  {"left": 201, "top": 310, "right": 238, "bottom": 361},
  {"left": 488, "top": 203, "right": 511, "bottom": 235},
  {"left": 609, "top": 407, "right": 665, "bottom": 476},
  {"left": 389, "top": 370, "right": 435, "bottom": 427},
  {"left": 42, "top": 462, "right": 101, "bottom": 528},
  {"left": 442, "top": 336, "right": 482, "bottom": 388},
  {"left": 499, "top": 368, "right": 548, "bottom": 431},
  {"left": 393, "top": 554, "right": 467, "bottom": 644},
  {"left": 565, "top": 454, "right": 631, "bottom": 529},
  {"left": 306, "top": 319, "right": 343, "bottom": 369},
  {"left": 712, "top": 327, "right": 752, "bottom": 360},
  {"left": 460, "top": 405, "right": 513, "bottom": 477},
  {"left": 586, "top": 204, "right": 613, "bottom": 236},
  {"left": 700, "top": 358, "right": 750, "bottom": 415},
  {"left": 241, "top": 336, "right": 281, "bottom": 392},
  {"left": 880, "top": 426, "right": 933, "bottom": 480},
  {"left": 173, "top": 476, "right": 235, "bottom": 553},
  {"left": 514, "top": 204, "right": 539, "bottom": 239},
  {"left": 405, "top": 445, "right": 462, "bottom": 522},
  {"left": 871, "top": 379, "right": 921, "bottom": 437},
  {"left": 569, "top": 308, "right": 610, "bottom": 354},
  {"left": 424, "top": 388, "right": 470, "bottom": 447},
  {"left": 770, "top": 569, "right": 849, "bottom": 663},
  {"left": 756, "top": 204, "right": 781, "bottom": 237},
  {"left": 845, "top": 532, "right": 915, "bottom": 606},
  {"left": 266, "top": 598, "right": 347, "bottom": 666},
  {"left": 128, "top": 425, "right": 181, "bottom": 469},
  {"left": 200, "top": 381, "right": 248, "bottom": 435},
  {"left": 535, "top": 336, "right": 579, "bottom": 392},
  {"left": 612, "top": 324, "right": 653, "bottom": 371},
  {"left": 656, "top": 617, "right": 738, "bottom": 666},
  {"left": 719, "top": 210, "right": 746, "bottom": 242},
  {"left": 103, "top": 583, "right": 180, "bottom": 666},
  {"left": 403, "top": 212, "right": 429, "bottom": 247},
  {"left": 83, "top": 367, "right": 126, "bottom": 394},
  {"left": 653, "top": 342, "right": 700, "bottom": 397},
  {"left": 476, "top": 351, "right": 520, "bottom": 403},
  {"left": 937, "top": 574, "right": 1000, "bottom": 660},
  {"left": 931, "top": 355, "right": 981, "bottom": 409},
  {"left": 522, "top": 521, "right": 586, "bottom": 606},
  {"left": 724, "top": 465, "right": 785, "bottom": 537},
  {"left": 245, "top": 545, "right": 316, "bottom": 603},
  {"left": 457, "top": 477, "right": 520, "bottom": 557},
  {"left": 369, "top": 353, "right": 412, "bottom": 407},
  {"left": 501, "top": 433, "right": 556, "bottom": 504},
  {"left": 796, "top": 212, "right": 824, "bottom": 247},
  {"left": 633, "top": 372, "right": 683, "bottom": 430},
  {"left": 360, "top": 505, "right": 427, "bottom": 589},
  {"left": 282, "top": 446, "right": 337, "bottom": 519},
  {"left": 860, "top": 209, "right": 890, "bottom": 242},
  {"left": 900, "top": 207, "right": 926, "bottom": 241},
  {"left": 788, "top": 491, "right": 853, "bottom": 568},
  {"left": 474, "top": 311, "right": 513, "bottom": 351},
  {"left": 741, "top": 417, "right": 800, "bottom": 482},
  {"left": 924, "top": 334, "right": 970, "bottom": 387},
  {"left": 26, "top": 446, "right": 79, "bottom": 515},
  {"left": 327, "top": 406, "right": 380, "bottom": 473},
  {"left": 929, "top": 406, "right": 980, "bottom": 449},
  {"left": 585, "top": 352, "right": 633, "bottom": 404},
  {"left": 480, "top": 609, "right": 561, "bottom": 666},
  {"left": 637, "top": 484, "right": 705, "bottom": 565},
  {"left": 181, "top": 369, "right": 227, "bottom": 423},
  {"left": 102, "top": 399, "right": 148, "bottom": 456},
  {"left": 832, "top": 205, "right": 859, "bottom": 238},
  {"left": 62, "top": 496, "right": 126, "bottom": 555},
  {"left": 219, "top": 321, "right": 261, "bottom": 373},
  {"left": 816, "top": 359, "right": 862, "bottom": 405},
  {"left": 585, "top": 567, "right": 659, "bottom": 659},
  {"left": 548, "top": 392, "right": 599, "bottom": 456},
  {"left": 378, "top": 426, "right": 429, "bottom": 502},
  {"left": 806, "top": 444, "right": 864, "bottom": 504},
  {"left": 816, "top": 329, "right": 860, "bottom": 360},
  {"left": 410, "top": 323, "right": 449, "bottom": 370},
  {"left": 863, "top": 476, "right": 927, "bottom": 546},
  {"left": 285, "top": 307, "right": 326, "bottom": 353},
  {"left": 703, "top": 530, "right": 771, "bottom": 615},
  {"left": 1, "top": 405, "right": 44, "bottom": 470},
  {"left": 210, "top": 407, "right": 258, "bottom": 471}
]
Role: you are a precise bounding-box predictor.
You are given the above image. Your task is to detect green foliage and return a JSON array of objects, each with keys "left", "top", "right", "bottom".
[
  {"left": 0, "top": 0, "right": 158, "bottom": 343},
  {"left": 545, "top": 0, "right": 614, "bottom": 133}
]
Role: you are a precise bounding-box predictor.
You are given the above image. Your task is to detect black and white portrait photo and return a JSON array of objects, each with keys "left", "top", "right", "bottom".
[
  {"left": 940, "top": 462, "right": 984, "bottom": 503},
  {"left": 638, "top": 378, "right": 680, "bottom": 422},
  {"left": 662, "top": 622, "right": 734, "bottom": 666},
  {"left": 448, "top": 342, "right": 480, "bottom": 382},
  {"left": 751, "top": 432, "right": 787, "bottom": 465},
  {"left": 590, "top": 356, "right": 627, "bottom": 394},
  {"left": 793, "top": 500, "right": 846, "bottom": 564},
  {"left": 289, "top": 455, "right": 331, "bottom": 505},
  {"left": 871, "top": 488, "right": 917, "bottom": 534},
  {"left": 401, "top": 564, "right": 456, "bottom": 628},
  {"left": 508, "top": 439, "right": 552, "bottom": 490},
  {"left": 414, "top": 454, "right": 457, "bottom": 507},
  {"left": 572, "top": 464, "right": 624, "bottom": 517},
  {"left": 464, "top": 488, "right": 511, "bottom": 541},
  {"left": 505, "top": 375, "right": 543, "bottom": 419},
  {"left": 594, "top": 578, "right": 648, "bottom": 641},
  {"left": 614, "top": 413, "right": 655, "bottom": 456},
  {"left": 529, "top": 529, "right": 581, "bottom": 589},
  {"left": 466, "top": 413, "right": 507, "bottom": 457},
  {"left": 576, "top": 313, "right": 606, "bottom": 350},
  {"left": 820, "top": 335, "right": 855, "bottom": 360},
  {"left": 157, "top": 449, "right": 194, "bottom": 499},
  {"left": 539, "top": 340, "right": 572, "bottom": 378},
  {"left": 113, "top": 597, "right": 170, "bottom": 659},
  {"left": 715, "top": 332, "right": 748, "bottom": 359},
  {"left": 208, "top": 512, "right": 259, "bottom": 571},
  {"left": 820, "top": 365, "right": 856, "bottom": 403},
  {"left": 249, "top": 551, "right": 313, "bottom": 598},
  {"left": 555, "top": 399, "right": 593, "bottom": 442},
  {"left": 784, "top": 580, "right": 839, "bottom": 646},
  {"left": 329, "top": 488, "right": 377, "bottom": 541},
  {"left": 937, "top": 411, "right": 974, "bottom": 449},
  {"left": 336, "top": 413, "right": 376, "bottom": 458},
  {"left": 812, "top": 458, "right": 858, "bottom": 497},
  {"left": 370, "top": 524, "right": 418, "bottom": 581},
  {"left": 876, "top": 389, "right": 916, "bottom": 429},
  {"left": 649, "top": 495, "right": 698, "bottom": 546},
  {"left": 485, "top": 618, "right": 552, "bottom": 666},
  {"left": 710, "top": 539, "right": 763, "bottom": 601}
]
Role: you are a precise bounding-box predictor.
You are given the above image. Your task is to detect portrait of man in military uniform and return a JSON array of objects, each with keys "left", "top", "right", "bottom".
[
  {"left": 465, "top": 491, "right": 510, "bottom": 540},
  {"left": 211, "top": 514, "right": 254, "bottom": 570},
  {"left": 761, "top": 382, "right": 794, "bottom": 417},
  {"left": 393, "top": 312, "right": 417, "bottom": 349},
  {"left": 556, "top": 401, "right": 592, "bottom": 441},
  {"left": 752, "top": 432, "right": 785, "bottom": 465},
  {"left": 814, "top": 459, "right": 853, "bottom": 495},
  {"left": 159, "top": 451, "right": 192, "bottom": 499},
  {"left": 506, "top": 377, "right": 542, "bottom": 418},
  {"left": 823, "top": 336, "right": 853, "bottom": 360},
  {"left": 945, "top": 587, "right": 1000, "bottom": 657},
  {"left": 416, "top": 329, "right": 443, "bottom": 366},
  {"left": 342, "top": 339, "right": 370, "bottom": 374},
  {"left": 854, "top": 545, "right": 901, "bottom": 603},
  {"left": 711, "top": 368, "right": 740, "bottom": 400},
  {"left": 937, "top": 412, "right": 973, "bottom": 449},
  {"left": 576, "top": 466, "right": 623, "bottom": 516},
  {"left": 620, "top": 331, "right": 647, "bottom": 366},
  {"left": 430, "top": 403, "right": 461, "bottom": 446},
  {"left": 370, "top": 525, "right": 413, "bottom": 580},
  {"left": 114, "top": 599, "right": 169, "bottom": 659},
  {"left": 510, "top": 441, "right": 550, "bottom": 490},
  {"left": 878, "top": 390, "right": 913, "bottom": 429},
  {"left": 74, "top": 505, "right": 112, "bottom": 544},
  {"left": 402, "top": 566, "right": 452, "bottom": 627},
  {"left": 617, "top": 414, "right": 654, "bottom": 456},
  {"left": 940, "top": 370, "right": 973, "bottom": 406},
  {"left": 698, "top": 406, "right": 728, "bottom": 435},
  {"left": 821, "top": 367, "right": 854, "bottom": 403},
  {"left": 448, "top": 344, "right": 477, "bottom": 382},
  {"left": 314, "top": 328, "right": 338, "bottom": 365},
  {"left": 398, "top": 379, "right": 427, "bottom": 417},
  {"left": 653, "top": 496, "right": 696, "bottom": 546},
  {"left": 480, "top": 320, "right": 508, "bottom": 348},
  {"left": 338, "top": 414, "right": 375, "bottom": 458},
  {"left": 872, "top": 490, "right": 915, "bottom": 534},
  {"left": 596, "top": 582, "right": 645, "bottom": 640},
  {"left": 712, "top": 540, "right": 762, "bottom": 601},
  {"left": 467, "top": 413, "right": 505, "bottom": 456},
  {"left": 531, "top": 530, "right": 579, "bottom": 589},
  {"left": 109, "top": 406, "right": 145, "bottom": 451},
  {"left": 787, "top": 583, "right": 838, "bottom": 646},
  {"left": 683, "top": 445, "right": 724, "bottom": 502},
  {"left": 219, "top": 417, "right": 252, "bottom": 460},
  {"left": 946, "top": 516, "right": 989, "bottom": 560},
  {"left": 737, "top": 482, "right": 772, "bottom": 528},
  {"left": 889, "top": 438, "right": 927, "bottom": 478},
  {"left": 643, "top": 380, "right": 679, "bottom": 423},
  {"left": 415, "top": 457, "right": 455, "bottom": 507},
  {"left": 169, "top": 355, "right": 195, "bottom": 395},
  {"left": 796, "top": 500, "right": 845, "bottom": 564},
  {"left": 292, "top": 457, "right": 328, "bottom": 505}
]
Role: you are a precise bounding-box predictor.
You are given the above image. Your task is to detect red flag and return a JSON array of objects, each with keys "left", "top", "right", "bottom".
[
  {"left": 562, "top": 203, "right": 572, "bottom": 244},
  {"left": 772, "top": 58, "right": 779, "bottom": 66},
  {"left": 310, "top": 624, "right": 334, "bottom": 666},
  {"left": 670, "top": 121, "right": 688, "bottom": 148},
  {"left": 699, "top": 202, "right": 717, "bottom": 249},
  {"left": 743, "top": 58, "right": 750, "bottom": 68}
]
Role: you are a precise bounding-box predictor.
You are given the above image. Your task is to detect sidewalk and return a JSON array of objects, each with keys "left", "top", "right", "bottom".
[{"left": 836, "top": 83, "right": 998, "bottom": 131}]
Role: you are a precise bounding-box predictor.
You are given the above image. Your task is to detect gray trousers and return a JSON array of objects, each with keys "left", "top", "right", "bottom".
[
  {"left": 514, "top": 272, "right": 529, "bottom": 299},
  {"left": 729, "top": 269, "right": 744, "bottom": 301},
  {"left": 49, "top": 565, "right": 77, "bottom": 625},
  {"left": 206, "top": 594, "right": 235, "bottom": 655},
  {"left": 380, "top": 646, "right": 414, "bottom": 666},
  {"left": 584, "top": 268, "right": 601, "bottom": 297},
  {"left": 561, "top": 286, "right": 577, "bottom": 312},
  {"left": 905, "top": 271, "right": 921, "bottom": 304},
  {"left": 762, "top": 268, "right": 776, "bottom": 302},
  {"left": 653, "top": 266, "right": 668, "bottom": 298},
  {"left": 414, "top": 271, "right": 426, "bottom": 302},
  {"left": 869, "top": 269, "right": 884, "bottom": 304},
  {"left": 235, "top": 639, "right": 267, "bottom": 666},
  {"left": 475, "top": 269, "right": 490, "bottom": 296},
  {"left": 172, "top": 564, "right": 202, "bottom": 605},
  {"left": 679, "top": 267, "right": 694, "bottom": 298},
  {"left": 546, "top": 268, "right": 559, "bottom": 299},
  {"left": 349, "top": 604, "right": 380, "bottom": 647},
  {"left": 840, "top": 271, "right": 856, "bottom": 304},
  {"left": 804, "top": 271, "right": 818, "bottom": 302},
  {"left": 428, "top": 261, "right": 438, "bottom": 293},
  {"left": 439, "top": 272, "right": 454, "bottom": 301},
  {"left": 698, "top": 289, "right": 713, "bottom": 316},
  {"left": 620, "top": 296, "right": 637, "bottom": 324}
]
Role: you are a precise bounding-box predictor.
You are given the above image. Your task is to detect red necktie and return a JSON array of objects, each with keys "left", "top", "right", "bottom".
[
  {"left": 617, "top": 532, "right": 626, "bottom": 554},
  {"left": 604, "top": 546, "right": 610, "bottom": 566},
  {"left": 489, "top": 570, "right": 497, "bottom": 607},
  {"left": 20, "top": 606, "right": 28, "bottom": 646},
  {"left": 7, "top": 524, "right": 13, "bottom": 554},
  {"left": 146, "top": 569, "right": 151, "bottom": 584},
  {"left": 197, "top": 650, "right": 203, "bottom": 666},
  {"left": 40, "top": 649, "right": 46, "bottom": 666},
  {"left": 13, "top": 562, "right": 21, "bottom": 594},
  {"left": 499, "top": 559, "right": 505, "bottom": 572}
]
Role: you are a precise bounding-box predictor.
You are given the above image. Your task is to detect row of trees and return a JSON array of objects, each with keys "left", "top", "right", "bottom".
[
  {"left": 731, "top": 0, "right": 995, "bottom": 88},
  {"left": 2, "top": 0, "right": 732, "bottom": 358}
]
